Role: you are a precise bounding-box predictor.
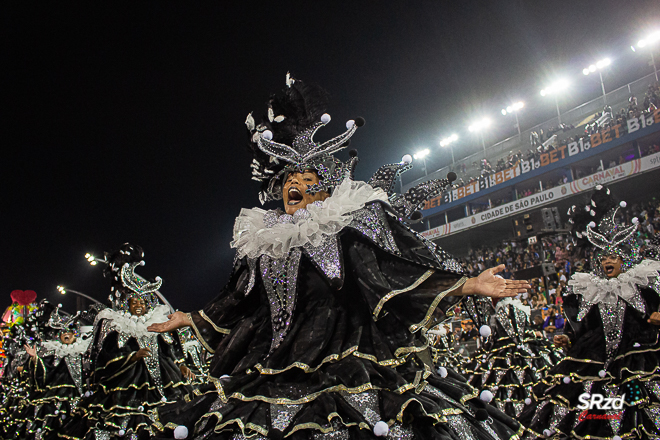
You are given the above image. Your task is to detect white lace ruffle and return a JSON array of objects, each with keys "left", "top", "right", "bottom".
[
  {"left": 231, "top": 179, "right": 389, "bottom": 260},
  {"left": 96, "top": 304, "right": 171, "bottom": 338},
  {"left": 41, "top": 337, "right": 91, "bottom": 357},
  {"left": 495, "top": 297, "right": 531, "bottom": 319},
  {"left": 568, "top": 259, "right": 660, "bottom": 304}
]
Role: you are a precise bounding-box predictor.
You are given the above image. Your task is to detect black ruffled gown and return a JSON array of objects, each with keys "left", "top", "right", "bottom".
[
  {"left": 1, "top": 351, "right": 34, "bottom": 439},
  {"left": 463, "top": 299, "right": 563, "bottom": 418},
  {"left": 29, "top": 340, "right": 88, "bottom": 439},
  {"left": 519, "top": 261, "right": 660, "bottom": 439},
  {"left": 158, "top": 200, "right": 523, "bottom": 439},
  {"left": 59, "top": 309, "right": 191, "bottom": 440}
]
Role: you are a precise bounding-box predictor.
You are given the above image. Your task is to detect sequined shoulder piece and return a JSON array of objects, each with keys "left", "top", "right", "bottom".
[
  {"left": 347, "top": 202, "right": 400, "bottom": 256},
  {"left": 303, "top": 234, "right": 344, "bottom": 287}
]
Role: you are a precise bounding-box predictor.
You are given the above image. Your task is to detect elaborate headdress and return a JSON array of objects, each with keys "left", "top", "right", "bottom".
[
  {"left": 100, "top": 243, "right": 162, "bottom": 311},
  {"left": 46, "top": 304, "right": 81, "bottom": 338},
  {"left": 247, "top": 73, "right": 363, "bottom": 204},
  {"left": 247, "top": 74, "right": 456, "bottom": 221},
  {"left": 568, "top": 185, "right": 640, "bottom": 274}
]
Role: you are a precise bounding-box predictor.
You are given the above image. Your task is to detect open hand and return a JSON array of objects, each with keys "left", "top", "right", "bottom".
[
  {"left": 24, "top": 345, "right": 37, "bottom": 358},
  {"left": 131, "top": 348, "right": 151, "bottom": 362},
  {"left": 648, "top": 312, "right": 660, "bottom": 325},
  {"left": 180, "top": 365, "right": 196, "bottom": 380},
  {"left": 464, "top": 264, "right": 531, "bottom": 298},
  {"left": 553, "top": 335, "right": 570, "bottom": 348},
  {"left": 147, "top": 311, "right": 192, "bottom": 333}
]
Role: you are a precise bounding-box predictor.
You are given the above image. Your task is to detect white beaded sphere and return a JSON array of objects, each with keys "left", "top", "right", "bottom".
[
  {"left": 320, "top": 113, "right": 331, "bottom": 123},
  {"left": 262, "top": 130, "right": 273, "bottom": 140},
  {"left": 480, "top": 325, "right": 492, "bottom": 337},
  {"left": 346, "top": 120, "right": 355, "bottom": 129},
  {"left": 174, "top": 425, "right": 189, "bottom": 439},
  {"left": 525, "top": 398, "right": 532, "bottom": 405},
  {"left": 599, "top": 370, "right": 607, "bottom": 378},
  {"left": 437, "top": 367, "right": 448, "bottom": 378},
  {"left": 480, "top": 390, "right": 493, "bottom": 402},
  {"left": 401, "top": 154, "right": 413, "bottom": 164},
  {"left": 373, "top": 421, "right": 389, "bottom": 436}
]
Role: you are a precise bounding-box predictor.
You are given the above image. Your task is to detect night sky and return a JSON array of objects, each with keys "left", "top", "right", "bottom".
[{"left": 4, "top": 2, "right": 659, "bottom": 312}]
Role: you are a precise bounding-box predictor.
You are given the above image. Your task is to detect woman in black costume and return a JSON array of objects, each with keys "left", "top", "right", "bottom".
[
  {"left": 519, "top": 187, "right": 660, "bottom": 439},
  {"left": 59, "top": 244, "right": 192, "bottom": 440},
  {"left": 150, "top": 76, "right": 530, "bottom": 440},
  {"left": 24, "top": 307, "right": 91, "bottom": 439}
]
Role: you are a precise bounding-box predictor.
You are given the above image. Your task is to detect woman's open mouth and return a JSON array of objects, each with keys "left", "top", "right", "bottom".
[
  {"left": 287, "top": 187, "right": 303, "bottom": 205},
  {"left": 604, "top": 265, "right": 615, "bottom": 275}
]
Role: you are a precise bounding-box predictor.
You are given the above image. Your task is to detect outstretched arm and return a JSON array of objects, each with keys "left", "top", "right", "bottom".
[
  {"left": 147, "top": 311, "right": 192, "bottom": 333},
  {"left": 455, "top": 264, "right": 530, "bottom": 298}
]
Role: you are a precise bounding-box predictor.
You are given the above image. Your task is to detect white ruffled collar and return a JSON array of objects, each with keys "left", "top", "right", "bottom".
[
  {"left": 231, "top": 179, "right": 389, "bottom": 260},
  {"left": 96, "top": 304, "right": 170, "bottom": 338},
  {"left": 42, "top": 337, "right": 91, "bottom": 358},
  {"left": 568, "top": 259, "right": 660, "bottom": 304}
]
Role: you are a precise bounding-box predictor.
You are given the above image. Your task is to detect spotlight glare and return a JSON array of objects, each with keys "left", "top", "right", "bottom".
[
  {"left": 413, "top": 148, "right": 430, "bottom": 160},
  {"left": 501, "top": 109, "right": 507, "bottom": 115},
  {"left": 583, "top": 68, "right": 590, "bottom": 75},
  {"left": 638, "top": 39, "right": 646, "bottom": 47}
]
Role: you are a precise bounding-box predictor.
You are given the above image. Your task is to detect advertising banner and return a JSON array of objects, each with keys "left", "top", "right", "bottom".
[
  {"left": 422, "top": 108, "right": 660, "bottom": 210},
  {"left": 420, "top": 151, "right": 660, "bottom": 240}
]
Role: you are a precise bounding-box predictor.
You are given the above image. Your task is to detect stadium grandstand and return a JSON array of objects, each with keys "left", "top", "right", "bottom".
[{"left": 402, "top": 72, "right": 660, "bottom": 262}]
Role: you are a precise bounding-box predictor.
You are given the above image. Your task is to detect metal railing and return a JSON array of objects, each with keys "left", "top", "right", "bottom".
[{"left": 403, "top": 73, "right": 658, "bottom": 192}]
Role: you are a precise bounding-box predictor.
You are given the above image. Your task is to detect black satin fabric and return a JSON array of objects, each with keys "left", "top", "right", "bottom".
[
  {"left": 158, "top": 212, "right": 523, "bottom": 439},
  {"left": 0, "top": 367, "right": 33, "bottom": 439},
  {"left": 58, "top": 327, "right": 191, "bottom": 440},
  {"left": 519, "top": 285, "right": 660, "bottom": 439},
  {"left": 28, "top": 353, "right": 82, "bottom": 437}
]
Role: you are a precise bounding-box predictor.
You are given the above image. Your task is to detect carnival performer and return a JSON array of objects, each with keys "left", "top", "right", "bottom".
[
  {"left": 149, "top": 76, "right": 530, "bottom": 440},
  {"left": 22, "top": 306, "right": 94, "bottom": 440},
  {"left": 428, "top": 323, "right": 464, "bottom": 372},
  {"left": 519, "top": 186, "right": 660, "bottom": 439},
  {"left": 462, "top": 296, "right": 563, "bottom": 418},
  {"left": 0, "top": 293, "right": 49, "bottom": 440},
  {"left": 59, "top": 244, "right": 192, "bottom": 440}
]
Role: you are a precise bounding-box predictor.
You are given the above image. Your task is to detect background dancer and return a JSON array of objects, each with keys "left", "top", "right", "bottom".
[{"left": 519, "top": 186, "right": 660, "bottom": 439}]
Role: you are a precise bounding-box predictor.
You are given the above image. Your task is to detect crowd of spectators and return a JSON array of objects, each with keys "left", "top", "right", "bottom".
[
  {"left": 437, "top": 81, "right": 660, "bottom": 213},
  {"left": 447, "top": 197, "right": 660, "bottom": 342}
]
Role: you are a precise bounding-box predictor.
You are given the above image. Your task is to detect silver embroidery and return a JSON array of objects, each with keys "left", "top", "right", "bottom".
[
  {"left": 303, "top": 234, "right": 343, "bottom": 282},
  {"left": 64, "top": 354, "right": 84, "bottom": 395},
  {"left": 446, "top": 415, "right": 477, "bottom": 440},
  {"left": 577, "top": 298, "right": 595, "bottom": 321},
  {"left": 348, "top": 204, "right": 400, "bottom": 255},
  {"left": 136, "top": 334, "right": 164, "bottom": 397},
  {"left": 270, "top": 403, "right": 302, "bottom": 432},
  {"left": 245, "top": 258, "right": 257, "bottom": 296},
  {"left": 341, "top": 390, "right": 380, "bottom": 426},
  {"left": 260, "top": 248, "right": 302, "bottom": 354},
  {"left": 496, "top": 307, "right": 516, "bottom": 340},
  {"left": 388, "top": 423, "right": 415, "bottom": 439},
  {"left": 599, "top": 300, "right": 626, "bottom": 361},
  {"left": 548, "top": 405, "right": 569, "bottom": 430}
]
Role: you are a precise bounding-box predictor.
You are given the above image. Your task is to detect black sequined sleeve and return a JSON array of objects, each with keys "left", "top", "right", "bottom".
[
  {"left": 345, "top": 231, "right": 466, "bottom": 333},
  {"left": 189, "top": 258, "right": 260, "bottom": 353}
]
